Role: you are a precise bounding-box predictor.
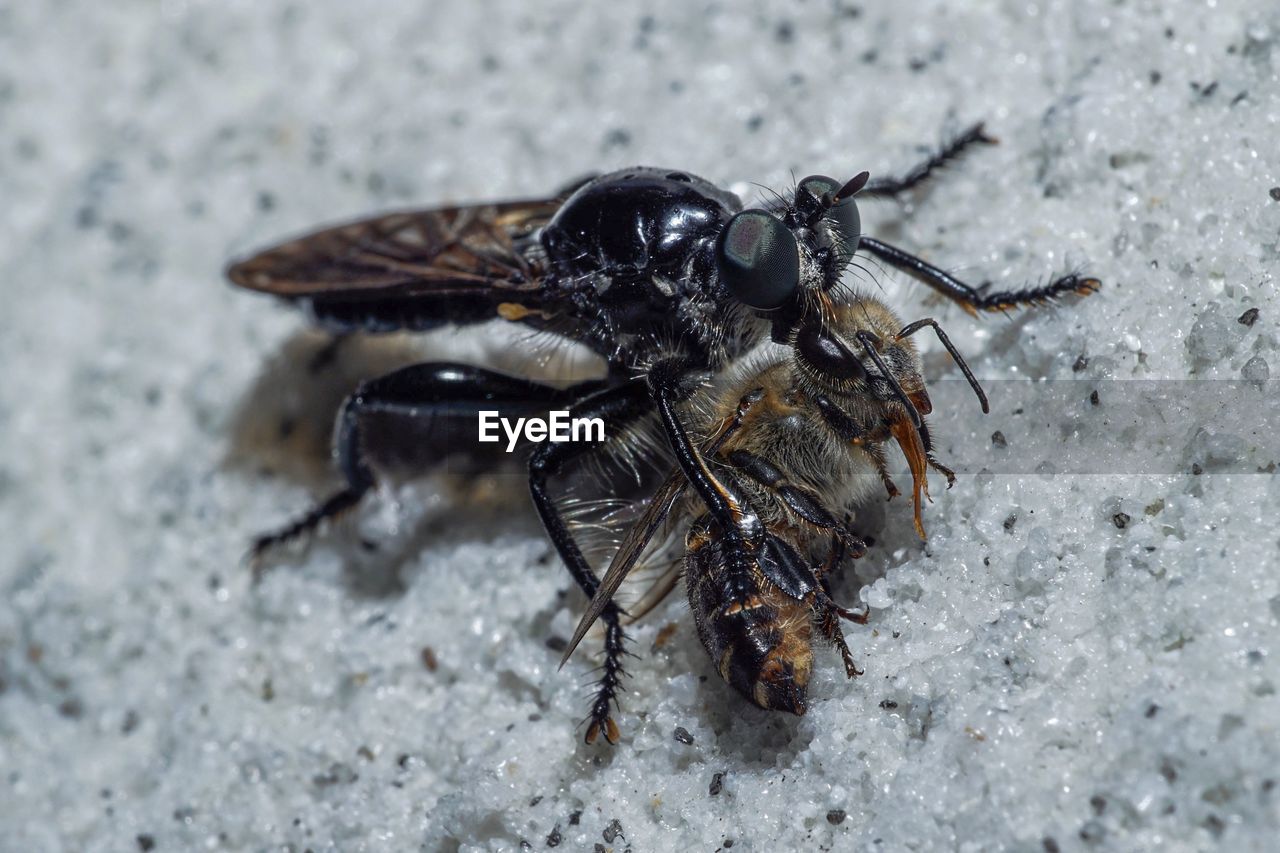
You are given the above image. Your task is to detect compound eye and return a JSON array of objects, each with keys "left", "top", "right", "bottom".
[
  {"left": 797, "top": 175, "right": 841, "bottom": 208},
  {"left": 715, "top": 210, "right": 800, "bottom": 311},
  {"left": 797, "top": 174, "right": 861, "bottom": 254},
  {"left": 827, "top": 194, "right": 861, "bottom": 255}
]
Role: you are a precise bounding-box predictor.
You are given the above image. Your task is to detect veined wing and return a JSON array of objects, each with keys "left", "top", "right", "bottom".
[
  {"left": 560, "top": 467, "right": 690, "bottom": 668},
  {"left": 226, "top": 197, "right": 562, "bottom": 299}
]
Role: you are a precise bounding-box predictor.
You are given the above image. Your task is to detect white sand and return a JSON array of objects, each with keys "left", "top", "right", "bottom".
[{"left": 2, "top": 2, "right": 1278, "bottom": 850}]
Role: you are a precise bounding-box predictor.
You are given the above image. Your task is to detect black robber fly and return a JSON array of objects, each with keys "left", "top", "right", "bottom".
[{"left": 227, "top": 123, "right": 1097, "bottom": 743}]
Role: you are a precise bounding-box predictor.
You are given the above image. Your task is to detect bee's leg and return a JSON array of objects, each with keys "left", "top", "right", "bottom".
[
  {"left": 865, "top": 444, "right": 903, "bottom": 499},
  {"left": 813, "top": 531, "right": 868, "bottom": 678},
  {"left": 927, "top": 454, "right": 957, "bottom": 486},
  {"left": 816, "top": 524, "right": 849, "bottom": 584},
  {"left": 859, "top": 235, "right": 1100, "bottom": 314},
  {"left": 527, "top": 379, "right": 653, "bottom": 746},
  {"left": 818, "top": 606, "right": 863, "bottom": 679},
  {"left": 248, "top": 362, "right": 598, "bottom": 570},
  {"left": 724, "top": 449, "right": 867, "bottom": 558},
  {"left": 758, "top": 530, "right": 869, "bottom": 686},
  {"left": 912, "top": 420, "right": 958, "bottom": 489},
  {"left": 812, "top": 395, "right": 902, "bottom": 499},
  {"left": 860, "top": 122, "right": 997, "bottom": 199},
  {"left": 816, "top": 529, "right": 869, "bottom": 624},
  {"left": 759, "top": 531, "right": 865, "bottom": 622}
]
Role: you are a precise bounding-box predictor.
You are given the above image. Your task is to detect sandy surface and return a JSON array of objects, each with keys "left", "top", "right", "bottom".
[{"left": 2, "top": 2, "right": 1279, "bottom": 850}]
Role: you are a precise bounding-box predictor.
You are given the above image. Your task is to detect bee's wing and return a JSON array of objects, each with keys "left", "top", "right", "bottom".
[
  {"left": 226, "top": 197, "right": 563, "bottom": 308},
  {"left": 621, "top": 559, "right": 683, "bottom": 625},
  {"left": 559, "top": 468, "right": 689, "bottom": 667}
]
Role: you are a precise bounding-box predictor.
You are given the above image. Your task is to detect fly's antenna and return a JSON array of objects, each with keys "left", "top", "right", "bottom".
[{"left": 833, "top": 171, "right": 870, "bottom": 203}]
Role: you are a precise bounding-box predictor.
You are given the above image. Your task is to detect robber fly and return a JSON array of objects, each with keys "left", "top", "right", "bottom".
[
  {"left": 226, "top": 123, "right": 1098, "bottom": 743},
  {"left": 560, "top": 296, "right": 991, "bottom": 738}
]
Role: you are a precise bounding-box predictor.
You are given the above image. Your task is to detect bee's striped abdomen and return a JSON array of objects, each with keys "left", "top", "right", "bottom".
[{"left": 684, "top": 517, "right": 814, "bottom": 715}]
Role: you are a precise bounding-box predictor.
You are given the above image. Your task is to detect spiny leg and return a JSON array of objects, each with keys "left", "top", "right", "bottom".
[
  {"left": 248, "top": 362, "right": 594, "bottom": 570},
  {"left": 860, "top": 236, "right": 1100, "bottom": 315},
  {"left": 914, "top": 420, "right": 957, "bottom": 489},
  {"left": 819, "top": 607, "right": 863, "bottom": 679},
  {"left": 528, "top": 380, "right": 652, "bottom": 745},
  {"left": 860, "top": 122, "right": 997, "bottom": 199},
  {"left": 815, "top": 531, "right": 868, "bottom": 678}
]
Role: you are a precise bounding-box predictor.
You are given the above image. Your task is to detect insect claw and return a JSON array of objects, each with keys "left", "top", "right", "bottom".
[
  {"left": 830, "top": 600, "right": 870, "bottom": 625},
  {"left": 243, "top": 538, "right": 285, "bottom": 584},
  {"left": 584, "top": 716, "right": 621, "bottom": 746},
  {"left": 927, "top": 454, "right": 957, "bottom": 489}
]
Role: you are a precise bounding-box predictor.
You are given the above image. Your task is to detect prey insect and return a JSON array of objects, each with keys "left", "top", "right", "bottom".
[
  {"left": 226, "top": 122, "right": 1098, "bottom": 744},
  {"left": 560, "top": 297, "right": 988, "bottom": 729}
]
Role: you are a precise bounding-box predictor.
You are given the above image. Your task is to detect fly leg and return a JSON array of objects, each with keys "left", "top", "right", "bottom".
[
  {"left": 859, "top": 236, "right": 1100, "bottom": 315},
  {"left": 646, "top": 358, "right": 772, "bottom": 567},
  {"left": 860, "top": 122, "right": 997, "bottom": 199},
  {"left": 248, "top": 362, "right": 599, "bottom": 572},
  {"left": 855, "top": 123, "right": 1099, "bottom": 312},
  {"left": 527, "top": 380, "right": 653, "bottom": 746}
]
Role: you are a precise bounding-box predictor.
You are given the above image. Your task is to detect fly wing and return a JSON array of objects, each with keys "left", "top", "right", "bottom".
[
  {"left": 559, "top": 468, "right": 689, "bottom": 668},
  {"left": 226, "top": 197, "right": 562, "bottom": 300}
]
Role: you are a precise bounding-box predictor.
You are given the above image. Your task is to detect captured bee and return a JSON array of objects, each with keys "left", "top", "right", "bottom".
[
  {"left": 226, "top": 123, "right": 1098, "bottom": 744},
  {"left": 562, "top": 296, "right": 992, "bottom": 738}
]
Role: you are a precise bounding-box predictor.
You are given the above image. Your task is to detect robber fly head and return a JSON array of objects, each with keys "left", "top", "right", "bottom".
[{"left": 711, "top": 172, "right": 869, "bottom": 317}]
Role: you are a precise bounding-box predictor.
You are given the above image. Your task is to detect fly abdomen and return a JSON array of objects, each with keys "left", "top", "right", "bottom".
[{"left": 685, "top": 517, "right": 814, "bottom": 715}]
